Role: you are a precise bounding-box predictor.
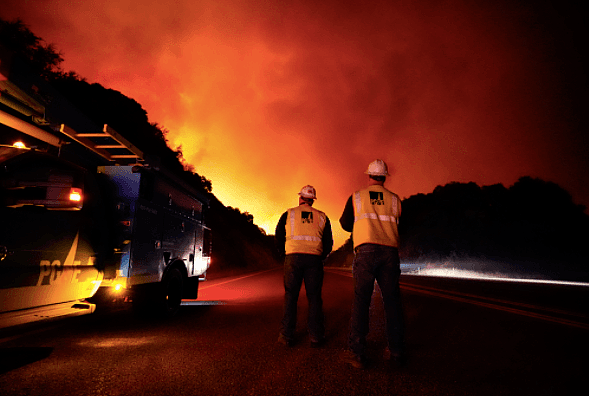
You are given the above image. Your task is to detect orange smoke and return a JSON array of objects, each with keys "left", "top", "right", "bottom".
[{"left": 1, "top": 0, "right": 587, "bottom": 248}]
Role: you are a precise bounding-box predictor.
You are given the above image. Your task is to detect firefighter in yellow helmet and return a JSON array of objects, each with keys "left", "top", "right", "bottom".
[
  {"left": 339, "top": 159, "right": 406, "bottom": 369},
  {"left": 275, "top": 185, "right": 333, "bottom": 347}
]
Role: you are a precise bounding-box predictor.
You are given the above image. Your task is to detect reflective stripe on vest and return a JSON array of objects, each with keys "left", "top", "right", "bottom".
[
  {"left": 354, "top": 212, "right": 398, "bottom": 223},
  {"left": 285, "top": 205, "right": 326, "bottom": 255},
  {"left": 352, "top": 186, "right": 400, "bottom": 249}
]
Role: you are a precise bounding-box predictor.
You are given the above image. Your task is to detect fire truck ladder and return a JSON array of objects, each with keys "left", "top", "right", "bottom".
[{"left": 59, "top": 124, "right": 143, "bottom": 163}]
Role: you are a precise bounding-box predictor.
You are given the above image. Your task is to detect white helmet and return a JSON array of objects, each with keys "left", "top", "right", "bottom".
[
  {"left": 298, "top": 185, "right": 317, "bottom": 200},
  {"left": 365, "top": 159, "right": 389, "bottom": 176}
]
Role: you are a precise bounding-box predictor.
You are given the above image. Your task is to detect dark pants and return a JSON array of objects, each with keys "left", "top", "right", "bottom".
[
  {"left": 349, "top": 244, "right": 405, "bottom": 357},
  {"left": 280, "top": 254, "right": 325, "bottom": 342}
]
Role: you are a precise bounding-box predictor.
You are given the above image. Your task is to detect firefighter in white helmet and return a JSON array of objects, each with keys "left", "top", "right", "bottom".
[
  {"left": 339, "top": 159, "right": 406, "bottom": 369},
  {"left": 275, "top": 185, "right": 333, "bottom": 347}
]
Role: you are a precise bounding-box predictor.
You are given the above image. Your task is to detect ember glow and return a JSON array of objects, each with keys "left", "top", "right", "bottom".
[{"left": 2, "top": 0, "right": 586, "bottom": 247}]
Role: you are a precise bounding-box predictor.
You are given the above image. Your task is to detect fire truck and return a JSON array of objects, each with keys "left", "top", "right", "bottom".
[{"left": 0, "top": 47, "right": 212, "bottom": 329}]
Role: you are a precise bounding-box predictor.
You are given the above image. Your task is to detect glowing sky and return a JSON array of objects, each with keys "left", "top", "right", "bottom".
[{"left": 2, "top": 0, "right": 587, "bottom": 248}]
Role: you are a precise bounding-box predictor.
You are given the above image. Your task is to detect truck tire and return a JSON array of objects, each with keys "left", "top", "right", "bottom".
[{"left": 161, "top": 267, "right": 183, "bottom": 317}]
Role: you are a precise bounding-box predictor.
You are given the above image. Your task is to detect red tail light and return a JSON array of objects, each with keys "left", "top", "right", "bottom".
[{"left": 69, "top": 188, "right": 82, "bottom": 202}]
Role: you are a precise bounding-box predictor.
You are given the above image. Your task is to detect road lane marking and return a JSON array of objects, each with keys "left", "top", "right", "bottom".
[
  {"left": 198, "top": 268, "right": 278, "bottom": 291},
  {"left": 181, "top": 301, "right": 225, "bottom": 305},
  {"left": 400, "top": 283, "right": 589, "bottom": 330},
  {"left": 400, "top": 282, "right": 587, "bottom": 319},
  {"left": 325, "top": 268, "right": 588, "bottom": 330}
]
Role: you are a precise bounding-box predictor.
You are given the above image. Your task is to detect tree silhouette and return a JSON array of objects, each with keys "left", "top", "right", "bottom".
[
  {"left": 0, "top": 18, "right": 63, "bottom": 79},
  {"left": 400, "top": 178, "right": 589, "bottom": 281}
]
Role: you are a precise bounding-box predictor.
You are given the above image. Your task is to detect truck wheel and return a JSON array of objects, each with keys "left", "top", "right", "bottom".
[{"left": 161, "top": 267, "right": 183, "bottom": 317}]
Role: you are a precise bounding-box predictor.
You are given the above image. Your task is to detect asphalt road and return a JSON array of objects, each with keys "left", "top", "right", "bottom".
[{"left": 0, "top": 267, "right": 587, "bottom": 396}]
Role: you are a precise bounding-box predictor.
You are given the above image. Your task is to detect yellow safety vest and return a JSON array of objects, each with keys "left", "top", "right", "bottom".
[
  {"left": 352, "top": 185, "right": 401, "bottom": 249},
  {"left": 285, "top": 204, "right": 327, "bottom": 256}
]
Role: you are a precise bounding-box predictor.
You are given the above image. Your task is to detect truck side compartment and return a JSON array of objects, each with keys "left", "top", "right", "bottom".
[{"left": 0, "top": 147, "right": 104, "bottom": 328}]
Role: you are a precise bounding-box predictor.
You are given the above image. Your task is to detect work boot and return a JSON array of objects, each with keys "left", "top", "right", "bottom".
[
  {"left": 384, "top": 347, "right": 407, "bottom": 367},
  {"left": 277, "top": 333, "right": 294, "bottom": 347},
  {"left": 310, "top": 337, "right": 326, "bottom": 348},
  {"left": 340, "top": 349, "right": 367, "bottom": 369}
]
